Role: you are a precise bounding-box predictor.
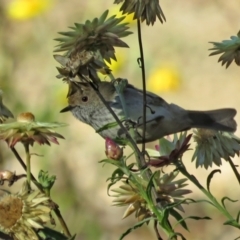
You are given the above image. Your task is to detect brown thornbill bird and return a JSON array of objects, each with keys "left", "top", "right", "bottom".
[{"left": 60, "top": 81, "right": 237, "bottom": 143}]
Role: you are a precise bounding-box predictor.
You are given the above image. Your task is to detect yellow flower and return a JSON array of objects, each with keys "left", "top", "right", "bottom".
[
  {"left": 109, "top": 5, "right": 135, "bottom": 25},
  {"left": 0, "top": 181, "right": 51, "bottom": 240},
  {"left": 147, "top": 66, "right": 181, "bottom": 92},
  {"left": 6, "top": 0, "right": 52, "bottom": 20},
  {"left": 104, "top": 49, "right": 126, "bottom": 74}
]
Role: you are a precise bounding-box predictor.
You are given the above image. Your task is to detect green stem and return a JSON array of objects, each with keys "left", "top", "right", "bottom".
[
  {"left": 10, "top": 147, "right": 72, "bottom": 237},
  {"left": 135, "top": 19, "right": 166, "bottom": 216},
  {"left": 175, "top": 159, "right": 240, "bottom": 229},
  {"left": 11, "top": 146, "right": 42, "bottom": 191},
  {"left": 23, "top": 143, "right": 31, "bottom": 189},
  {"left": 122, "top": 163, "right": 176, "bottom": 239},
  {"left": 135, "top": 20, "right": 169, "bottom": 225},
  {"left": 228, "top": 157, "right": 240, "bottom": 185},
  {"left": 51, "top": 202, "right": 72, "bottom": 238}
]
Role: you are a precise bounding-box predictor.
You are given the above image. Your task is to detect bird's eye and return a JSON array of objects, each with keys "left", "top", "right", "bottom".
[{"left": 81, "top": 96, "right": 88, "bottom": 102}]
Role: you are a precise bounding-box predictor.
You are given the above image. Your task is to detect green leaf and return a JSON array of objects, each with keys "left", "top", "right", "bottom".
[
  {"left": 170, "top": 232, "right": 187, "bottom": 240},
  {"left": 38, "top": 227, "right": 72, "bottom": 240},
  {"left": 187, "top": 216, "right": 211, "bottom": 221},
  {"left": 236, "top": 210, "right": 240, "bottom": 223},
  {"left": 223, "top": 219, "right": 239, "bottom": 227},
  {"left": 207, "top": 169, "right": 221, "bottom": 192},
  {"left": 209, "top": 33, "right": 240, "bottom": 68},
  {"left": 99, "top": 10, "right": 109, "bottom": 24},
  {"left": 146, "top": 171, "right": 159, "bottom": 206},
  {"left": 102, "top": 160, "right": 127, "bottom": 196},
  {"left": 119, "top": 217, "right": 154, "bottom": 240},
  {"left": 169, "top": 208, "right": 189, "bottom": 231},
  {"left": 38, "top": 170, "right": 56, "bottom": 191},
  {"left": 96, "top": 121, "right": 119, "bottom": 133},
  {"left": 221, "top": 196, "right": 238, "bottom": 209},
  {"left": 173, "top": 214, "right": 211, "bottom": 231},
  {"left": 99, "top": 158, "right": 122, "bottom": 167},
  {"left": 158, "top": 137, "right": 174, "bottom": 156},
  {"left": 68, "top": 235, "right": 76, "bottom": 240}
]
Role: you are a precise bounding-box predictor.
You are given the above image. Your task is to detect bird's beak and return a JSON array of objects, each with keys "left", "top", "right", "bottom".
[{"left": 60, "top": 106, "right": 75, "bottom": 113}]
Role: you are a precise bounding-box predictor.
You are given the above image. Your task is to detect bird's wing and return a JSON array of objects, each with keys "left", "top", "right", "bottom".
[{"left": 121, "top": 86, "right": 171, "bottom": 124}]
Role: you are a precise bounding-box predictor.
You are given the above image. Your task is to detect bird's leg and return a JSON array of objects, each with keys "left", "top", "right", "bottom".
[{"left": 122, "top": 118, "right": 138, "bottom": 130}]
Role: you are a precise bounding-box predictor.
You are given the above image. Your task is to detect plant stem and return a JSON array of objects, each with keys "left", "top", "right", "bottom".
[
  {"left": 11, "top": 146, "right": 42, "bottom": 190},
  {"left": 123, "top": 163, "right": 176, "bottom": 239},
  {"left": 228, "top": 157, "right": 240, "bottom": 185},
  {"left": 51, "top": 202, "right": 72, "bottom": 238},
  {"left": 137, "top": 19, "right": 147, "bottom": 151},
  {"left": 23, "top": 143, "right": 31, "bottom": 189},
  {"left": 136, "top": 19, "right": 167, "bottom": 219},
  {"left": 10, "top": 146, "right": 72, "bottom": 237},
  {"left": 175, "top": 159, "right": 240, "bottom": 229},
  {"left": 154, "top": 220, "right": 163, "bottom": 240}
]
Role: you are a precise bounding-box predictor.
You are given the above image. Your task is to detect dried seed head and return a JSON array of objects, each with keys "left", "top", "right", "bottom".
[
  {"left": 17, "top": 112, "right": 35, "bottom": 123},
  {"left": 0, "top": 181, "right": 51, "bottom": 240}
]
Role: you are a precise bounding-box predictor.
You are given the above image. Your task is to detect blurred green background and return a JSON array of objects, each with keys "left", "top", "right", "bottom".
[{"left": 0, "top": 0, "right": 240, "bottom": 239}]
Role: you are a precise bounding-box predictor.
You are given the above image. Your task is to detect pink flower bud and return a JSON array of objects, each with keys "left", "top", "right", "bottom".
[{"left": 105, "top": 137, "right": 123, "bottom": 160}]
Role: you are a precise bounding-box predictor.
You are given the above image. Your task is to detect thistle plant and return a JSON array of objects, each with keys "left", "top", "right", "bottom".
[
  {"left": 54, "top": 9, "right": 132, "bottom": 83},
  {"left": 0, "top": 107, "right": 71, "bottom": 239},
  {"left": 0, "top": 181, "right": 51, "bottom": 240},
  {"left": 209, "top": 31, "right": 240, "bottom": 68},
  {"left": 1, "top": 0, "right": 240, "bottom": 240},
  {"left": 114, "top": 0, "right": 166, "bottom": 25}
]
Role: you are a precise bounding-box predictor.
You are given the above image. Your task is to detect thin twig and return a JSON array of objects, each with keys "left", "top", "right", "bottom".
[
  {"left": 23, "top": 143, "right": 31, "bottom": 189},
  {"left": 137, "top": 19, "right": 147, "bottom": 152},
  {"left": 136, "top": 20, "right": 166, "bottom": 215},
  {"left": 10, "top": 147, "right": 42, "bottom": 191},
  {"left": 174, "top": 158, "right": 240, "bottom": 229},
  {"left": 50, "top": 202, "right": 72, "bottom": 238},
  {"left": 154, "top": 220, "right": 163, "bottom": 240}
]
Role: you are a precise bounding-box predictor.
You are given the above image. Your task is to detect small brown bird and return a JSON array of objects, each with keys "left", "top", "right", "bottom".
[
  {"left": 0, "top": 90, "right": 14, "bottom": 123},
  {"left": 60, "top": 81, "right": 237, "bottom": 143}
]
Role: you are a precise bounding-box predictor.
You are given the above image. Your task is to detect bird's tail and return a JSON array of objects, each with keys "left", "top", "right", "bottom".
[{"left": 188, "top": 108, "right": 237, "bottom": 132}]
